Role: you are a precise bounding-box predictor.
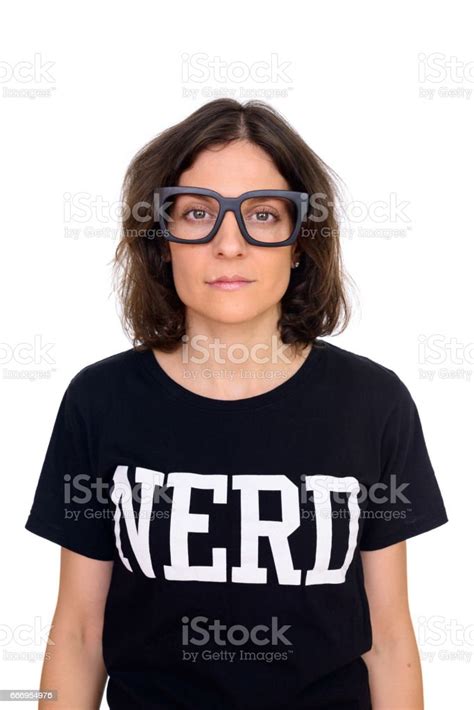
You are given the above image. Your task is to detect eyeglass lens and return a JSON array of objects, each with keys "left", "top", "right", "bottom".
[{"left": 163, "top": 192, "right": 297, "bottom": 243}]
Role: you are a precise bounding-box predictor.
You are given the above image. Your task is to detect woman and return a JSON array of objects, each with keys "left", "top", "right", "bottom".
[{"left": 25, "top": 98, "right": 449, "bottom": 709}]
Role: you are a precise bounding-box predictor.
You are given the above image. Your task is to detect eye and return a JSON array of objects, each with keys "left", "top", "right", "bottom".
[
  {"left": 184, "top": 208, "right": 206, "bottom": 220},
  {"left": 256, "top": 210, "right": 277, "bottom": 222},
  {"left": 246, "top": 206, "right": 280, "bottom": 223},
  {"left": 182, "top": 205, "right": 216, "bottom": 221}
]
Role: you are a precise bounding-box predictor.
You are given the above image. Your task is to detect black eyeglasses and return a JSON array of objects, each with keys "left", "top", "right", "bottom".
[{"left": 152, "top": 186, "right": 309, "bottom": 247}]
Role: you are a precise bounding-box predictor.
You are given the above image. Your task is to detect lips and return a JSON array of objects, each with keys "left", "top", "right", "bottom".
[
  {"left": 207, "top": 274, "right": 253, "bottom": 284},
  {"left": 206, "top": 275, "right": 255, "bottom": 291}
]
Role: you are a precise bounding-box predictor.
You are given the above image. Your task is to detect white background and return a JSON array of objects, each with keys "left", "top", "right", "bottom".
[{"left": 1, "top": 1, "right": 472, "bottom": 707}]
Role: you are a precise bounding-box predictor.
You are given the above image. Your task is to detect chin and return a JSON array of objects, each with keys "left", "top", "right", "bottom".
[{"left": 199, "top": 303, "right": 264, "bottom": 325}]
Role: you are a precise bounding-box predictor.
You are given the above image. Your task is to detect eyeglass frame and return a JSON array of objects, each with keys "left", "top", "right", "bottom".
[{"left": 152, "top": 186, "right": 309, "bottom": 247}]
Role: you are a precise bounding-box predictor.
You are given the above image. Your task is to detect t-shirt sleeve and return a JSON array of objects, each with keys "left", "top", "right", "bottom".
[
  {"left": 24, "top": 380, "right": 115, "bottom": 561},
  {"left": 359, "top": 378, "right": 449, "bottom": 551}
]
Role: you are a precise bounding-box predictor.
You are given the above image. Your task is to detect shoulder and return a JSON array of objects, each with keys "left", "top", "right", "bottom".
[
  {"left": 65, "top": 347, "right": 142, "bottom": 417},
  {"left": 320, "top": 340, "right": 411, "bottom": 407},
  {"left": 68, "top": 347, "right": 138, "bottom": 387}
]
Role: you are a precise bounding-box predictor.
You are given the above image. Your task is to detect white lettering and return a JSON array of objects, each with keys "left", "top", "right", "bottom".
[{"left": 111, "top": 467, "right": 361, "bottom": 585}]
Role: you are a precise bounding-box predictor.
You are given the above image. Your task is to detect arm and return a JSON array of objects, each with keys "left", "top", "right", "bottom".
[
  {"left": 38, "top": 548, "right": 113, "bottom": 710},
  {"left": 361, "top": 541, "right": 424, "bottom": 709}
]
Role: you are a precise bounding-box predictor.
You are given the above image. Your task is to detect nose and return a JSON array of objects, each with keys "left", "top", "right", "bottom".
[{"left": 211, "top": 208, "right": 247, "bottom": 255}]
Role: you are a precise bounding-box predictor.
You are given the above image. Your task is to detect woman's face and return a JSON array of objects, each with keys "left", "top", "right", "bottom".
[{"left": 166, "top": 140, "right": 298, "bottom": 327}]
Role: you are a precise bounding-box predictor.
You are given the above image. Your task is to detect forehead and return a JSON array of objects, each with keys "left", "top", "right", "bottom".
[{"left": 178, "top": 140, "right": 289, "bottom": 194}]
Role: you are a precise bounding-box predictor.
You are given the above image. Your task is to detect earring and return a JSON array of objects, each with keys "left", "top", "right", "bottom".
[{"left": 292, "top": 260, "right": 300, "bottom": 269}]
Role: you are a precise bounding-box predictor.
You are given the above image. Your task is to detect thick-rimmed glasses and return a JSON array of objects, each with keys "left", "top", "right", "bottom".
[{"left": 152, "top": 186, "right": 309, "bottom": 247}]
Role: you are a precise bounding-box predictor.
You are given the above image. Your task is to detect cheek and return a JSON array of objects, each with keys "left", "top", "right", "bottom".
[
  {"left": 257, "top": 254, "right": 293, "bottom": 297},
  {"left": 169, "top": 249, "right": 204, "bottom": 296}
]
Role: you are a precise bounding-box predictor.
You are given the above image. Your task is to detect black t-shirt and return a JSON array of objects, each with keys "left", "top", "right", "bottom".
[{"left": 24, "top": 340, "right": 449, "bottom": 710}]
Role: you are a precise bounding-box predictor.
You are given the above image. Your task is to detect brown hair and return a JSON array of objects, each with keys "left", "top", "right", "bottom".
[{"left": 112, "top": 98, "right": 354, "bottom": 353}]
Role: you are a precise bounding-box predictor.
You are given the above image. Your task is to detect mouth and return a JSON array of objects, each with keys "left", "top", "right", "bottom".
[{"left": 206, "top": 275, "right": 255, "bottom": 291}]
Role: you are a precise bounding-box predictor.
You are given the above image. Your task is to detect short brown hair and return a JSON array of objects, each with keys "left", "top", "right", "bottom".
[{"left": 113, "top": 99, "right": 353, "bottom": 352}]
